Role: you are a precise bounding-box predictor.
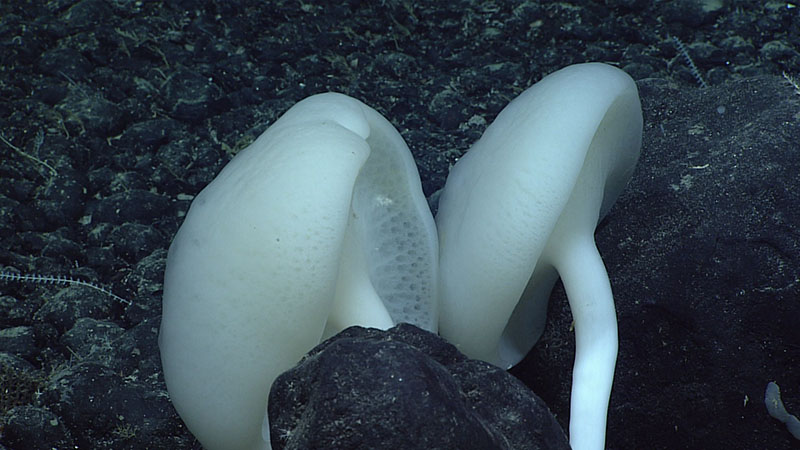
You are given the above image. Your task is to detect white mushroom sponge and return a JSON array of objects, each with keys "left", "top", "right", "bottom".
[
  {"left": 159, "top": 93, "right": 438, "bottom": 450},
  {"left": 435, "top": 63, "right": 642, "bottom": 450}
]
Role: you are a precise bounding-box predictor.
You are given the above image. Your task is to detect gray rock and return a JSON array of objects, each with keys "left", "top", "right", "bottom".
[{"left": 269, "top": 323, "right": 569, "bottom": 450}]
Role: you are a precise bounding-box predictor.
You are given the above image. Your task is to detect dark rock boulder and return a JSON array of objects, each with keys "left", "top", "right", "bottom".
[{"left": 269, "top": 323, "right": 568, "bottom": 450}]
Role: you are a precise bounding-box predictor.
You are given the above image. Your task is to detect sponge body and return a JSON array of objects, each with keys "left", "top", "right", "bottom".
[
  {"left": 159, "top": 93, "right": 438, "bottom": 450},
  {"left": 160, "top": 63, "right": 642, "bottom": 450},
  {"left": 435, "top": 63, "right": 642, "bottom": 450}
]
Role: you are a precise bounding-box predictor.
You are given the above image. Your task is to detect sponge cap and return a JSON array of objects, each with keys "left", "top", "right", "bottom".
[{"left": 159, "top": 93, "right": 438, "bottom": 450}]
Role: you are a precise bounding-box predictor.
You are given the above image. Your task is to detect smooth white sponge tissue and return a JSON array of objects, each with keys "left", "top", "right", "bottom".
[
  {"left": 159, "top": 93, "right": 438, "bottom": 450},
  {"left": 435, "top": 63, "right": 642, "bottom": 450}
]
